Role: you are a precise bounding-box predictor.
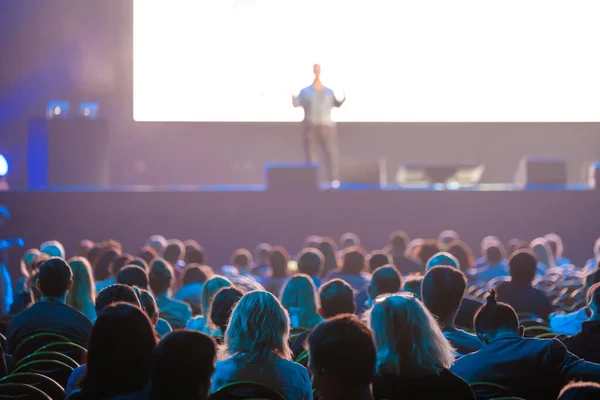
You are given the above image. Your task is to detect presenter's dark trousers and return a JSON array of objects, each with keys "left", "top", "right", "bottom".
[{"left": 303, "top": 123, "right": 338, "bottom": 182}]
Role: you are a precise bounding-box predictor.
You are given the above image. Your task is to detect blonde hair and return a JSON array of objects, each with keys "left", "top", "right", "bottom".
[
  {"left": 530, "top": 237, "right": 556, "bottom": 269},
  {"left": 280, "top": 274, "right": 321, "bottom": 329},
  {"left": 367, "top": 294, "right": 455, "bottom": 377},
  {"left": 67, "top": 257, "right": 97, "bottom": 321},
  {"left": 201, "top": 275, "right": 232, "bottom": 318},
  {"left": 20, "top": 249, "right": 41, "bottom": 278},
  {"left": 223, "top": 291, "right": 292, "bottom": 362}
]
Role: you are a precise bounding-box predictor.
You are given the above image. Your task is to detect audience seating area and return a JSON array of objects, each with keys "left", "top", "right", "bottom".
[{"left": 0, "top": 230, "right": 599, "bottom": 400}]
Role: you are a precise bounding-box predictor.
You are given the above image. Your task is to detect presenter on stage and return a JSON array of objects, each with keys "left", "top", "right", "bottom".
[{"left": 292, "top": 64, "right": 345, "bottom": 185}]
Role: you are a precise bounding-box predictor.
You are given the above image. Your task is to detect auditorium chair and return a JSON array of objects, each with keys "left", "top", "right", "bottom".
[
  {"left": 523, "top": 326, "right": 551, "bottom": 338},
  {"left": 13, "top": 360, "right": 73, "bottom": 388},
  {"left": 0, "top": 372, "right": 65, "bottom": 400},
  {"left": 34, "top": 342, "right": 87, "bottom": 365},
  {"left": 209, "top": 381, "right": 286, "bottom": 400},
  {"left": 13, "top": 333, "right": 72, "bottom": 362},
  {"left": 0, "top": 383, "right": 51, "bottom": 399},
  {"left": 16, "top": 351, "right": 79, "bottom": 370}
]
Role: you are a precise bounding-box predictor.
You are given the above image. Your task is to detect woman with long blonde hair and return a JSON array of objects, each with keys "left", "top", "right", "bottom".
[
  {"left": 211, "top": 291, "right": 312, "bottom": 400},
  {"left": 186, "top": 275, "right": 232, "bottom": 333},
  {"left": 280, "top": 274, "right": 323, "bottom": 329},
  {"left": 67, "top": 257, "right": 97, "bottom": 322},
  {"left": 367, "top": 293, "right": 474, "bottom": 399}
]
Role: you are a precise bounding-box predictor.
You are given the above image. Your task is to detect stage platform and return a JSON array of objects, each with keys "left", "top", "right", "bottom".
[{"left": 2, "top": 184, "right": 600, "bottom": 271}]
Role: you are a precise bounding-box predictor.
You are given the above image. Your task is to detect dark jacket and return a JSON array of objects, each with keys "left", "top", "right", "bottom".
[
  {"left": 559, "top": 320, "right": 600, "bottom": 363},
  {"left": 451, "top": 336, "right": 600, "bottom": 400},
  {"left": 373, "top": 368, "right": 474, "bottom": 400},
  {"left": 496, "top": 281, "right": 553, "bottom": 320}
]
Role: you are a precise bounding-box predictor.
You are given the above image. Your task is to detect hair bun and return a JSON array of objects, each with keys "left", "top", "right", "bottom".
[{"left": 486, "top": 289, "right": 497, "bottom": 307}]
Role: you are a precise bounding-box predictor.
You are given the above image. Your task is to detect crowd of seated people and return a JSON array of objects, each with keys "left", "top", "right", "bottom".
[{"left": 0, "top": 230, "right": 599, "bottom": 399}]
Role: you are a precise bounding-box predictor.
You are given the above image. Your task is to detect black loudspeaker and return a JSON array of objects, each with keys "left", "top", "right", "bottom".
[
  {"left": 514, "top": 157, "right": 567, "bottom": 185},
  {"left": 339, "top": 159, "right": 387, "bottom": 186},
  {"left": 265, "top": 163, "right": 318, "bottom": 192},
  {"left": 28, "top": 118, "right": 110, "bottom": 187}
]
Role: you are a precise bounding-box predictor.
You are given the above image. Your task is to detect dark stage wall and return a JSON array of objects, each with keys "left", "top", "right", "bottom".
[{"left": 1, "top": 0, "right": 600, "bottom": 187}]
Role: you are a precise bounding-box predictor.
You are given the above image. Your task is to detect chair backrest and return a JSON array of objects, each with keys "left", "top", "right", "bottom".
[
  {"left": 13, "top": 333, "right": 71, "bottom": 362},
  {"left": 0, "top": 383, "right": 52, "bottom": 400},
  {"left": 535, "top": 332, "right": 558, "bottom": 340},
  {"left": 470, "top": 381, "right": 512, "bottom": 400},
  {"left": 13, "top": 360, "right": 74, "bottom": 388},
  {"left": 209, "top": 381, "right": 287, "bottom": 400},
  {"left": 35, "top": 342, "right": 87, "bottom": 365},
  {"left": 295, "top": 349, "right": 308, "bottom": 367},
  {"left": 519, "top": 318, "right": 547, "bottom": 328},
  {"left": 16, "top": 351, "right": 79, "bottom": 370},
  {"left": 523, "top": 326, "right": 551, "bottom": 338},
  {"left": 0, "top": 372, "right": 65, "bottom": 400}
]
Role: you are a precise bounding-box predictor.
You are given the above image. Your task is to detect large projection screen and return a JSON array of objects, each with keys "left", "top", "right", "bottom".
[{"left": 134, "top": 0, "right": 600, "bottom": 122}]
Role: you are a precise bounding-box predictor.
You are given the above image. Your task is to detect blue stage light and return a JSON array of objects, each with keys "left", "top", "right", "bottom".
[{"left": 0, "top": 154, "right": 8, "bottom": 177}]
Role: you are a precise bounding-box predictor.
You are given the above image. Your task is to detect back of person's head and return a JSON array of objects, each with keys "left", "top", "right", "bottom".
[
  {"left": 474, "top": 289, "right": 520, "bottom": 342},
  {"left": 297, "top": 248, "right": 324, "bottom": 277},
  {"left": 82, "top": 303, "right": 156, "bottom": 398},
  {"left": 182, "top": 264, "right": 208, "bottom": 285},
  {"left": 403, "top": 275, "right": 424, "bottom": 299},
  {"left": 230, "top": 248, "right": 253, "bottom": 270},
  {"left": 210, "top": 287, "right": 244, "bottom": 333},
  {"left": 447, "top": 240, "right": 475, "bottom": 270},
  {"left": 152, "top": 330, "right": 216, "bottom": 400},
  {"left": 369, "top": 265, "right": 402, "bottom": 299},
  {"left": 147, "top": 235, "right": 167, "bottom": 256},
  {"left": 149, "top": 258, "right": 174, "bottom": 296},
  {"left": 416, "top": 241, "right": 441, "bottom": 266},
  {"left": 304, "top": 235, "right": 323, "bottom": 249},
  {"left": 40, "top": 240, "right": 66, "bottom": 259},
  {"left": 37, "top": 258, "right": 73, "bottom": 299},
  {"left": 117, "top": 265, "right": 149, "bottom": 289},
  {"left": 308, "top": 314, "right": 376, "bottom": 396},
  {"left": 484, "top": 242, "right": 506, "bottom": 264},
  {"left": 138, "top": 246, "right": 159, "bottom": 265},
  {"left": 87, "top": 244, "right": 103, "bottom": 267},
  {"left": 269, "top": 246, "right": 289, "bottom": 279},
  {"left": 280, "top": 274, "right": 320, "bottom": 328},
  {"left": 544, "top": 233, "right": 565, "bottom": 259},
  {"left": 507, "top": 238, "right": 530, "bottom": 258},
  {"left": 200, "top": 276, "right": 232, "bottom": 317},
  {"left": 67, "top": 257, "right": 96, "bottom": 310},
  {"left": 425, "top": 251, "right": 459, "bottom": 271},
  {"left": 111, "top": 254, "right": 134, "bottom": 277},
  {"left": 341, "top": 246, "right": 366, "bottom": 276},
  {"left": 437, "top": 230, "right": 459, "bottom": 249},
  {"left": 138, "top": 288, "right": 159, "bottom": 324},
  {"left": 319, "top": 279, "right": 356, "bottom": 318},
  {"left": 224, "top": 291, "right": 292, "bottom": 361},
  {"left": 184, "top": 242, "right": 206, "bottom": 265},
  {"left": 558, "top": 382, "right": 600, "bottom": 400},
  {"left": 94, "top": 249, "right": 121, "bottom": 282},
  {"left": 21, "top": 249, "right": 41, "bottom": 278},
  {"left": 255, "top": 243, "right": 273, "bottom": 264},
  {"left": 318, "top": 237, "right": 339, "bottom": 277},
  {"left": 130, "top": 257, "right": 149, "bottom": 272},
  {"left": 340, "top": 232, "right": 360, "bottom": 249},
  {"left": 530, "top": 237, "right": 556, "bottom": 268},
  {"left": 367, "top": 250, "right": 393, "bottom": 273},
  {"left": 422, "top": 266, "right": 467, "bottom": 323},
  {"left": 509, "top": 249, "right": 538, "bottom": 285},
  {"left": 163, "top": 239, "right": 185, "bottom": 265},
  {"left": 367, "top": 293, "right": 454, "bottom": 376},
  {"left": 389, "top": 230, "right": 410, "bottom": 254},
  {"left": 95, "top": 283, "right": 141, "bottom": 314}
]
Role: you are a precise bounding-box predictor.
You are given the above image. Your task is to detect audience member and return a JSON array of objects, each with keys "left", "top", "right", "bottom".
[
  {"left": 447, "top": 240, "right": 475, "bottom": 271},
  {"left": 451, "top": 290, "right": 600, "bottom": 400},
  {"left": 137, "top": 246, "right": 158, "bottom": 265},
  {"left": 475, "top": 236, "right": 501, "bottom": 267},
  {"left": 318, "top": 279, "right": 356, "bottom": 318},
  {"left": 309, "top": 314, "right": 376, "bottom": 400},
  {"left": 437, "top": 230, "right": 460, "bottom": 250},
  {"left": 327, "top": 246, "right": 370, "bottom": 292},
  {"left": 507, "top": 238, "right": 529, "bottom": 258},
  {"left": 146, "top": 235, "right": 167, "bottom": 256},
  {"left": 297, "top": 248, "right": 324, "bottom": 288},
  {"left": 67, "top": 257, "right": 97, "bottom": 323},
  {"left": 136, "top": 288, "right": 172, "bottom": 338},
  {"left": 422, "top": 266, "right": 481, "bottom": 356},
  {"left": 211, "top": 291, "right": 313, "bottom": 400},
  {"left": 263, "top": 246, "right": 290, "bottom": 296},
  {"left": 69, "top": 303, "right": 156, "bottom": 400},
  {"left": 558, "top": 382, "right": 600, "bottom": 400},
  {"left": 530, "top": 237, "right": 556, "bottom": 274},
  {"left": 230, "top": 248, "right": 255, "bottom": 278},
  {"left": 94, "top": 283, "right": 141, "bottom": 313},
  {"left": 559, "top": 282, "right": 600, "bottom": 363},
  {"left": 117, "top": 265, "right": 149, "bottom": 289},
  {"left": 152, "top": 330, "right": 217, "bottom": 400},
  {"left": 415, "top": 240, "right": 442, "bottom": 266},
  {"left": 368, "top": 293, "right": 474, "bottom": 400},
  {"left": 15, "top": 249, "right": 40, "bottom": 294},
  {"left": 545, "top": 233, "right": 572, "bottom": 267},
  {"left": 130, "top": 257, "right": 149, "bottom": 272},
  {"left": 149, "top": 258, "right": 192, "bottom": 329},
  {"left": 474, "top": 240, "right": 510, "bottom": 281},
  {"left": 252, "top": 242, "right": 273, "bottom": 279},
  {"left": 94, "top": 249, "right": 121, "bottom": 291},
  {"left": 163, "top": 239, "right": 185, "bottom": 268},
  {"left": 187, "top": 275, "right": 232, "bottom": 333},
  {"left": 367, "top": 251, "right": 392, "bottom": 274},
  {"left": 209, "top": 287, "right": 244, "bottom": 337},
  {"left": 360, "top": 265, "right": 401, "bottom": 312},
  {"left": 7, "top": 258, "right": 93, "bottom": 353},
  {"left": 585, "top": 238, "right": 600, "bottom": 269},
  {"left": 318, "top": 237, "right": 339, "bottom": 278},
  {"left": 387, "top": 230, "right": 422, "bottom": 275},
  {"left": 340, "top": 232, "right": 360, "bottom": 249},
  {"left": 426, "top": 251, "right": 458, "bottom": 271},
  {"left": 174, "top": 264, "right": 207, "bottom": 315},
  {"left": 184, "top": 240, "right": 206, "bottom": 265},
  {"left": 551, "top": 268, "right": 600, "bottom": 334},
  {"left": 496, "top": 249, "right": 553, "bottom": 320},
  {"left": 280, "top": 274, "right": 323, "bottom": 329},
  {"left": 402, "top": 275, "right": 423, "bottom": 299},
  {"left": 40, "top": 240, "right": 66, "bottom": 259},
  {"left": 304, "top": 235, "right": 322, "bottom": 249}
]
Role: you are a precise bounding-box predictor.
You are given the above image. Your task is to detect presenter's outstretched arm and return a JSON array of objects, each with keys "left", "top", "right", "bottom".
[{"left": 334, "top": 91, "right": 346, "bottom": 107}]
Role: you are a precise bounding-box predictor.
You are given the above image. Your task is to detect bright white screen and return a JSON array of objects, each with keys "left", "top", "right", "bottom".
[{"left": 134, "top": 0, "right": 600, "bottom": 122}]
